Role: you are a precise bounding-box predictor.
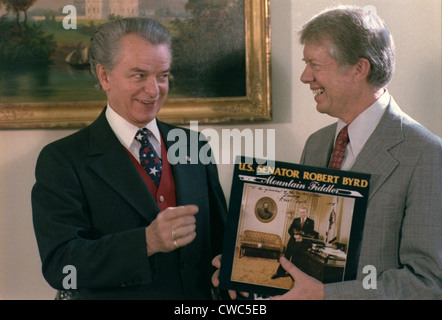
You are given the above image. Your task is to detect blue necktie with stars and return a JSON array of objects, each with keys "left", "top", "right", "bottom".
[{"left": 135, "top": 128, "right": 162, "bottom": 187}]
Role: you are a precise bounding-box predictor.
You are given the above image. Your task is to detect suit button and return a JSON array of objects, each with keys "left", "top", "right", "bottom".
[{"left": 159, "top": 196, "right": 165, "bottom": 202}]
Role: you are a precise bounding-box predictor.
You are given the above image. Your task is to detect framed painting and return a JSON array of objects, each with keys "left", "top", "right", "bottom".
[
  {"left": 0, "top": 0, "right": 271, "bottom": 129},
  {"left": 255, "top": 197, "right": 277, "bottom": 223}
]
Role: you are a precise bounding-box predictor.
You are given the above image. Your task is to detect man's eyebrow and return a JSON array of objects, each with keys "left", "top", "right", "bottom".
[
  {"left": 129, "top": 67, "right": 171, "bottom": 73},
  {"left": 129, "top": 67, "right": 147, "bottom": 73},
  {"left": 302, "top": 58, "right": 322, "bottom": 65}
]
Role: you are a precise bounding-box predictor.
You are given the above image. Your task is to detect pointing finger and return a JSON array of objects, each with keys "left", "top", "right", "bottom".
[{"left": 280, "top": 257, "right": 303, "bottom": 279}]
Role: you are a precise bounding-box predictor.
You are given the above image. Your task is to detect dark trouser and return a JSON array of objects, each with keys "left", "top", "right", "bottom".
[{"left": 274, "top": 237, "right": 309, "bottom": 275}]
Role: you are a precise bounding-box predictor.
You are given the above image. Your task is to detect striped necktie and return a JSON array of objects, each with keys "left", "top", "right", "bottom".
[{"left": 328, "top": 125, "right": 349, "bottom": 170}]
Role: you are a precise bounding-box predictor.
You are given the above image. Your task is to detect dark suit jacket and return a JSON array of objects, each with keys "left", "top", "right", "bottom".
[
  {"left": 288, "top": 217, "right": 315, "bottom": 238},
  {"left": 300, "top": 97, "right": 442, "bottom": 299},
  {"left": 32, "top": 109, "right": 227, "bottom": 299}
]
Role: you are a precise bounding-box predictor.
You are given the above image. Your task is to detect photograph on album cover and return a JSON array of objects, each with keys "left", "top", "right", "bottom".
[{"left": 219, "top": 157, "right": 370, "bottom": 296}]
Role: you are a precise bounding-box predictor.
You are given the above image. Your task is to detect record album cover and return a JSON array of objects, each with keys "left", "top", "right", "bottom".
[{"left": 219, "top": 157, "right": 370, "bottom": 296}]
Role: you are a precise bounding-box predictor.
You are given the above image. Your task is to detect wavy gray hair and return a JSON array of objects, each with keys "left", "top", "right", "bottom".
[
  {"left": 299, "top": 5, "right": 395, "bottom": 88},
  {"left": 88, "top": 17, "right": 172, "bottom": 90}
]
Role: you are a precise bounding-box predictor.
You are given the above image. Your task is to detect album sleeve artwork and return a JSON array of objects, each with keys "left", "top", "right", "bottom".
[{"left": 219, "top": 157, "right": 370, "bottom": 296}]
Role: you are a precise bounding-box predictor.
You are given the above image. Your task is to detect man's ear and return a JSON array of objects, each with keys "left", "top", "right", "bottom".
[
  {"left": 354, "top": 57, "right": 371, "bottom": 83},
  {"left": 96, "top": 64, "right": 111, "bottom": 91}
]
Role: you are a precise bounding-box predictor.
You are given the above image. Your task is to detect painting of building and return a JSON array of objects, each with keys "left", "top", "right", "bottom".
[
  {"left": 83, "top": 0, "right": 139, "bottom": 19},
  {"left": 60, "top": 0, "right": 188, "bottom": 20}
]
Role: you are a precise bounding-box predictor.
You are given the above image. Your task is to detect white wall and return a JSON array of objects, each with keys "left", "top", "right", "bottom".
[
  {"left": 236, "top": 184, "right": 290, "bottom": 240},
  {"left": 0, "top": 0, "right": 440, "bottom": 299}
]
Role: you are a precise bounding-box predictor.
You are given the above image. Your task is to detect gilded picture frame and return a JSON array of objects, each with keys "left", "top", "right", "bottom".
[
  {"left": 255, "top": 197, "right": 277, "bottom": 223},
  {"left": 0, "top": 0, "right": 271, "bottom": 129}
]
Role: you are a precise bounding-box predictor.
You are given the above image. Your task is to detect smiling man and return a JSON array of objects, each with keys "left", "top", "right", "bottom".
[
  {"left": 301, "top": 40, "right": 385, "bottom": 124},
  {"left": 272, "top": 5, "right": 442, "bottom": 300},
  {"left": 211, "top": 5, "right": 442, "bottom": 301},
  {"left": 32, "top": 18, "right": 227, "bottom": 300},
  {"left": 95, "top": 32, "right": 171, "bottom": 127}
]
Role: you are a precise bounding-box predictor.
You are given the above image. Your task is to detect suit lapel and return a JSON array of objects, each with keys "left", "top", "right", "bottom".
[
  {"left": 351, "top": 99, "right": 404, "bottom": 200},
  {"left": 157, "top": 121, "right": 204, "bottom": 260},
  {"left": 303, "top": 99, "right": 405, "bottom": 200},
  {"left": 302, "top": 124, "right": 336, "bottom": 168},
  {"left": 87, "top": 110, "right": 159, "bottom": 222},
  {"left": 158, "top": 121, "right": 197, "bottom": 206}
]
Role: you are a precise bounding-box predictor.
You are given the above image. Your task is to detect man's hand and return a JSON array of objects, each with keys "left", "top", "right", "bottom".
[
  {"left": 145, "top": 205, "right": 198, "bottom": 256},
  {"left": 211, "top": 255, "right": 249, "bottom": 300},
  {"left": 270, "top": 257, "right": 324, "bottom": 300}
]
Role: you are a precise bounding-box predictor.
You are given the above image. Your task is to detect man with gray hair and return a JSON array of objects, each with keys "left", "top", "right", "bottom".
[
  {"left": 212, "top": 5, "right": 441, "bottom": 300},
  {"left": 272, "top": 5, "right": 441, "bottom": 299},
  {"left": 32, "top": 18, "right": 227, "bottom": 299}
]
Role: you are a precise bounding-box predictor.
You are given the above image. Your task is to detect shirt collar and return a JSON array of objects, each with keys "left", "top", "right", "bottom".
[
  {"left": 105, "top": 104, "right": 161, "bottom": 150},
  {"left": 336, "top": 91, "right": 390, "bottom": 154}
]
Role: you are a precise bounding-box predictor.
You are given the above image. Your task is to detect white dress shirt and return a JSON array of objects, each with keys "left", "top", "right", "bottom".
[
  {"left": 336, "top": 91, "right": 391, "bottom": 170},
  {"left": 105, "top": 104, "right": 162, "bottom": 163}
]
